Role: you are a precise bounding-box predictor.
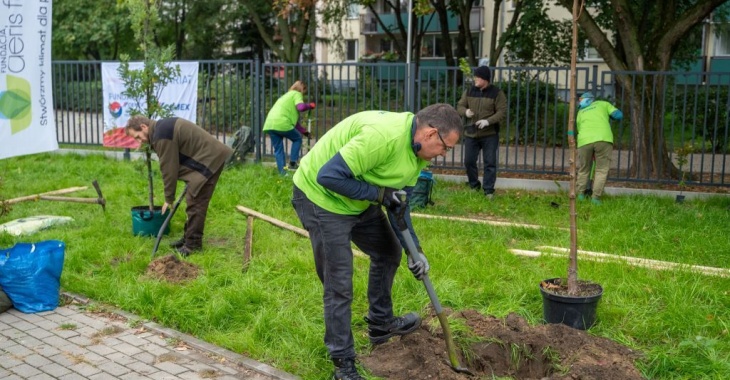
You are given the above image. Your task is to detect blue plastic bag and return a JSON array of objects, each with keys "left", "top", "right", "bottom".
[{"left": 0, "top": 240, "right": 65, "bottom": 313}]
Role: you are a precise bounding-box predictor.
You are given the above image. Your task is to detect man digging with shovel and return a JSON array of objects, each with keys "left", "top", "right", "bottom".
[
  {"left": 126, "top": 116, "right": 233, "bottom": 256},
  {"left": 291, "top": 104, "right": 462, "bottom": 379}
]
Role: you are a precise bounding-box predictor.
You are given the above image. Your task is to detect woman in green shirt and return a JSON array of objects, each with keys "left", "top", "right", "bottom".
[{"left": 263, "top": 80, "right": 316, "bottom": 174}]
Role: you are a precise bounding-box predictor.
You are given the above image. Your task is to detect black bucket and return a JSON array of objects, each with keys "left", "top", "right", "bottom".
[
  {"left": 540, "top": 278, "right": 603, "bottom": 330},
  {"left": 131, "top": 206, "right": 170, "bottom": 237}
]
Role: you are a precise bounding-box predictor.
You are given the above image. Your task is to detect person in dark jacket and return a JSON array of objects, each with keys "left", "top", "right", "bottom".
[
  {"left": 126, "top": 116, "right": 233, "bottom": 256},
  {"left": 457, "top": 66, "right": 508, "bottom": 199}
]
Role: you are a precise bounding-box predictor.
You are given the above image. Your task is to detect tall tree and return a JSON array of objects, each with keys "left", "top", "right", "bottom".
[
  {"left": 236, "top": 0, "right": 316, "bottom": 63},
  {"left": 52, "top": 0, "right": 136, "bottom": 60},
  {"left": 554, "top": 0, "right": 728, "bottom": 179}
]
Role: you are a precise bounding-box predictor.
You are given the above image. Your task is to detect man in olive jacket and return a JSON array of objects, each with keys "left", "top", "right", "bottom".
[
  {"left": 457, "top": 66, "right": 507, "bottom": 199},
  {"left": 126, "top": 116, "right": 233, "bottom": 256}
]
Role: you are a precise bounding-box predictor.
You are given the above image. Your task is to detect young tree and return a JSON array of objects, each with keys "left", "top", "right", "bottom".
[
  {"left": 119, "top": 0, "right": 181, "bottom": 210},
  {"left": 554, "top": 0, "right": 728, "bottom": 179}
]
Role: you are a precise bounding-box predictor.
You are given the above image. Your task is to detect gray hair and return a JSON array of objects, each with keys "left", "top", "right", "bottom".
[{"left": 415, "top": 103, "right": 462, "bottom": 137}]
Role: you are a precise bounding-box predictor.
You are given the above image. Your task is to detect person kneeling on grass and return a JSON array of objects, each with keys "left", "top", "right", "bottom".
[
  {"left": 291, "top": 103, "right": 462, "bottom": 380},
  {"left": 125, "top": 116, "right": 233, "bottom": 256}
]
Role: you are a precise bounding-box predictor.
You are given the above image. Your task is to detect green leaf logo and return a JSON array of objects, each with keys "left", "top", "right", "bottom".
[{"left": 0, "top": 75, "right": 32, "bottom": 134}]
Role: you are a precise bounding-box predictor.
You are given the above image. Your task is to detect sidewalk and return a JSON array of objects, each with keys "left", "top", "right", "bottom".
[{"left": 0, "top": 294, "right": 299, "bottom": 380}]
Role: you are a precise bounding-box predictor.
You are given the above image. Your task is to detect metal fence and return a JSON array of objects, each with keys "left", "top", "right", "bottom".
[{"left": 52, "top": 60, "right": 730, "bottom": 187}]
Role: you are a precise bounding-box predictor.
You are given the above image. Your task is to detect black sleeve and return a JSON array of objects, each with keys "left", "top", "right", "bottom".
[{"left": 317, "top": 152, "right": 380, "bottom": 201}]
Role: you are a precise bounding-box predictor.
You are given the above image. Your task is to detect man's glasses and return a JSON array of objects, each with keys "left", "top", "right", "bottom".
[{"left": 429, "top": 124, "right": 453, "bottom": 152}]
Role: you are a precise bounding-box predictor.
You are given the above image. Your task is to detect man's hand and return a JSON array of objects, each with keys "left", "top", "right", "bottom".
[
  {"left": 378, "top": 187, "right": 401, "bottom": 210},
  {"left": 161, "top": 202, "right": 171, "bottom": 214},
  {"left": 475, "top": 119, "right": 490, "bottom": 129},
  {"left": 465, "top": 109, "right": 474, "bottom": 118},
  {"left": 407, "top": 250, "right": 430, "bottom": 280},
  {"left": 302, "top": 131, "right": 312, "bottom": 138}
]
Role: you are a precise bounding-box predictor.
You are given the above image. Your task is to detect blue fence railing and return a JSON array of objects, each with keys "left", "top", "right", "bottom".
[{"left": 51, "top": 60, "right": 730, "bottom": 187}]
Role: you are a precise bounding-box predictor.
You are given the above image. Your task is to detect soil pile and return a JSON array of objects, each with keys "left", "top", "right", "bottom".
[
  {"left": 146, "top": 254, "right": 200, "bottom": 283},
  {"left": 362, "top": 309, "right": 643, "bottom": 380}
]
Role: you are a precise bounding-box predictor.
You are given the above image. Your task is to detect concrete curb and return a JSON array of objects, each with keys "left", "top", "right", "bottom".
[
  {"left": 435, "top": 174, "right": 729, "bottom": 200},
  {"left": 62, "top": 291, "right": 300, "bottom": 380}
]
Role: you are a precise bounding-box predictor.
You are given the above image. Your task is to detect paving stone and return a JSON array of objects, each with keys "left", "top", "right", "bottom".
[
  {"left": 27, "top": 373, "right": 55, "bottom": 380},
  {"left": 23, "top": 353, "right": 53, "bottom": 368},
  {"left": 38, "top": 362, "right": 73, "bottom": 377},
  {"left": 154, "top": 360, "right": 189, "bottom": 375},
  {"left": 69, "top": 362, "right": 102, "bottom": 377},
  {"left": 25, "top": 327, "right": 55, "bottom": 340},
  {"left": 8, "top": 363, "right": 42, "bottom": 378}
]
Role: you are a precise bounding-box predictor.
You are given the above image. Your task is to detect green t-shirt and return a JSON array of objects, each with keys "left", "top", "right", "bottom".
[
  {"left": 576, "top": 100, "right": 618, "bottom": 147},
  {"left": 293, "top": 111, "right": 429, "bottom": 215},
  {"left": 263, "top": 90, "right": 304, "bottom": 132}
]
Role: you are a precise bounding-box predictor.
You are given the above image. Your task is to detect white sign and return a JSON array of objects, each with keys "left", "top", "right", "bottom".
[
  {"left": 101, "top": 62, "right": 198, "bottom": 148},
  {"left": 0, "top": 0, "right": 57, "bottom": 160}
]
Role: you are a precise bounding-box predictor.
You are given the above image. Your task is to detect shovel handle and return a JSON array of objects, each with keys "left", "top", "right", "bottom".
[{"left": 151, "top": 185, "right": 188, "bottom": 258}]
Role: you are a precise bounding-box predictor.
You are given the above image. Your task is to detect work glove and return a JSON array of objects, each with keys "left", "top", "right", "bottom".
[
  {"left": 309, "top": 102, "right": 317, "bottom": 109},
  {"left": 407, "top": 250, "right": 430, "bottom": 280},
  {"left": 378, "top": 187, "right": 401, "bottom": 211},
  {"left": 475, "top": 119, "right": 490, "bottom": 129},
  {"left": 465, "top": 109, "right": 474, "bottom": 118},
  {"left": 302, "top": 131, "right": 312, "bottom": 138}
]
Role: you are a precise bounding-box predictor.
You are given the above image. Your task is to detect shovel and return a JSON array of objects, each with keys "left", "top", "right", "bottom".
[
  {"left": 151, "top": 185, "right": 188, "bottom": 258},
  {"left": 390, "top": 191, "right": 473, "bottom": 375}
]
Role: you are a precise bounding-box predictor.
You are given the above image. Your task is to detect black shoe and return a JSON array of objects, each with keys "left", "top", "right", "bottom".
[
  {"left": 332, "top": 357, "right": 364, "bottom": 380},
  {"left": 169, "top": 238, "right": 185, "bottom": 249},
  {"left": 465, "top": 180, "right": 481, "bottom": 191},
  {"left": 365, "top": 312, "right": 421, "bottom": 345},
  {"left": 288, "top": 161, "right": 299, "bottom": 170},
  {"left": 175, "top": 245, "right": 200, "bottom": 257}
]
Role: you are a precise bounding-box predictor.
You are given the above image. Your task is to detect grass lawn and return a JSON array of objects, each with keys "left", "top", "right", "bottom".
[{"left": 1, "top": 152, "right": 729, "bottom": 379}]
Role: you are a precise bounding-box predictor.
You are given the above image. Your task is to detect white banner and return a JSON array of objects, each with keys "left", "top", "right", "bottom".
[
  {"left": 0, "top": 0, "right": 57, "bottom": 160},
  {"left": 101, "top": 62, "right": 198, "bottom": 148}
]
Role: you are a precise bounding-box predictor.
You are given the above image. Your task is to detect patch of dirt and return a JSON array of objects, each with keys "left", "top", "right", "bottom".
[
  {"left": 146, "top": 254, "right": 200, "bottom": 283},
  {"left": 361, "top": 309, "right": 643, "bottom": 380}
]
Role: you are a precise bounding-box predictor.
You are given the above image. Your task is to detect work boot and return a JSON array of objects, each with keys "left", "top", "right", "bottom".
[
  {"left": 591, "top": 197, "right": 602, "bottom": 206},
  {"left": 577, "top": 194, "right": 586, "bottom": 201},
  {"left": 288, "top": 161, "right": 299, "bottom": 171},
  {"left": 332, "top": 357, "right": 364, "bottom": 380},
  {"left": 365, "top": 312, "right": 421, "bottom": 345},
  {"left": 485, "top": 192, "right": 495, "bottom": 200},
  {"left": 169, "top": 238, "right": 185, "bottom": 249},
  {"left": 175, "top": 245, "right": 201, "bottom": 258}
]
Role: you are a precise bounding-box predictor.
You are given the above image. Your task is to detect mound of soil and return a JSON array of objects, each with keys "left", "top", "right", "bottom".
[
  {"left": 361, "top": 309, "right": 643, "bottom": 380},
  {"left": 146, "top": 254, "right": 200, "bottom": 283}
]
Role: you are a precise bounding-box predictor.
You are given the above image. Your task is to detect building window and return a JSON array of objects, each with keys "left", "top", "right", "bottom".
[
  {"left": 347, "top": 4, "right": 359, "bottom": 19},
  {"left": 582, "top": 41, "right": 601, "bottom": 61},
  {"left": 346, "top": 39, "right": 358, "bottom": 61},
  {"left": 715, "top": 27, "right": 730, "bottom": 56}
]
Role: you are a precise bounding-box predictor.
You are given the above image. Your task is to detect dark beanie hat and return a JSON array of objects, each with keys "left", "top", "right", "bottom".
[{"left": 474, "top": 66, "right": 491, "bottom": 81}]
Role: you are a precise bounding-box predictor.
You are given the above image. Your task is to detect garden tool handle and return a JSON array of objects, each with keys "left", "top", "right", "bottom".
[
  {"left": 152, "top": 185, "right": 188, "bottom": 258},
  {"left": 393, "top": 191, "right": 443, "bottom": 314}
]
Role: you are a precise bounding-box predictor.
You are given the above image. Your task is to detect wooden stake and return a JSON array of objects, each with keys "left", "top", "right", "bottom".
[
  {"left": 511, "top": 247, "right": 730, "bottom": 278},
  {"left": 4, "top": 186, "right": 88, "bottom": 205},
  {"left": 410, "top": 213, "right": 565, "bottom": 230},
  {"left": 243, "top": 216, "right": 254, "bottom": 272},
  {"left": 236, "top": 205, "right": 366, "bottom": 258}
]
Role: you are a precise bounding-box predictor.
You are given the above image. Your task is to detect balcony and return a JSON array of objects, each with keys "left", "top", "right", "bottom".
[{"left": 359, "top": 7, "right": 482, "bottom": 35}]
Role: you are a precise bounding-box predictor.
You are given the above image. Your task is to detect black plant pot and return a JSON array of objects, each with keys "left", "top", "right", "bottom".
[
  {"left": 540, "top": 278, "right": 603, "bottom": 330},
  {"left": 675, "top": 194, "right": 686, "bottom": 204}
]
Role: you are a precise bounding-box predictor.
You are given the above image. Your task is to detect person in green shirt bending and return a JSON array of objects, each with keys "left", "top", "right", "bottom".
[
  {"left": 576, "top": 92, "right": 623, "bottom": 205},
  {"left": 263, "top": 80, "right": 315, "bottom": 175},
  {"left": 291, "top": 104, "right": 462, "bottom": 380}
]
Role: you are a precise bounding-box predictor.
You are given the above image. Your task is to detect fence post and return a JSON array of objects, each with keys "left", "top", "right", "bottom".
[{"left": 253, "top": 58, "right": 262, "bottom": 163}]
